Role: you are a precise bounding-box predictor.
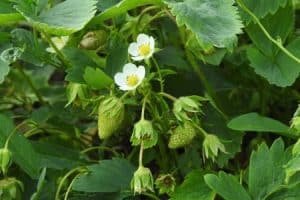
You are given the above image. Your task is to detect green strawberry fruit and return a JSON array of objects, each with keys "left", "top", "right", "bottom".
[
  {"left": 168, "top": 122, "right": 196, "bottom": 149},
  {"left": 98, "top": 96, "right": 125, "bottom": 139}
]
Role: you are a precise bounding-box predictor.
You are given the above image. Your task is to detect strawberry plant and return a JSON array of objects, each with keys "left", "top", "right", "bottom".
[{"left": 1, "top": 0, "right": 300, "bottom": 199}]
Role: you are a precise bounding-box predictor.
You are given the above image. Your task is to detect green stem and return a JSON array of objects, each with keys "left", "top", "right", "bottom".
[
  {"left": 194, "top": 125, "right": 208, "bottom": 137},
  {"left": 42, "top": 32, "right": 70, "bottom": 68},
  {"left": 120, "top": 91, "right": 131, "bottom": 100},
  {"left": 236, "top": 0, "right": 300, "bottom": 64},
  {"left": 63, "top": 173, "right": 82, "bottom": 200},
  {"left": 4, "top": 121, "right": 27, "bottom": 149},
  {"left": 80, "top": 146, "right": 119, "bottom": 157},
  {"left": 139, "top": 141, "right": 144, "bottom": 167},
  {"left": 55, "top": 166, "right": 87, "bottom": 200},
  {"left": 17, "top": 66, "right": 46, "bottom": 105},
  {"left": 151, "top": 57, "right": 164, "bottom": 92},
  {"left": 141, "top": 96, "right": 148, "bottom": 120},
  {"left": 185, "top": 50, "right": 219, "bottom": 106},
  {"left": 159, "top": 92, "right": 177, "bottom": 101}
]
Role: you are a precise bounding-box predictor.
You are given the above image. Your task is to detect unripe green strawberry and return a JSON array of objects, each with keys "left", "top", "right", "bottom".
[
  {"left": 98, "top": 96, "right": 125, "bottom": 139},
  {"left": 168, "top": 122, "right": 196, "bottom": 149}
]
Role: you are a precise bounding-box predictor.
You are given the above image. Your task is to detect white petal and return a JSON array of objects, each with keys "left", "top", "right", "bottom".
[
  {"left": 149, "top": 36, "right": 155, "bottom": 50},
  {"left": 136, "top": 66, "right": 145, "bottom": 80},
  {"left": 128, "top": 42, "right": 139, "bottom": 56},
  {"left": 120, "top": 85, "right": 133, "bottom": 91},
  {"left": 137, "top": 33, "right": 150, "bottom": 44},
  {"left": 123, "top": 63, "right": 137, "bottom": 74},
  {"left": 114, "top": 73, "right": 126, "bottom": 87},
  {"left": 131, "top": 56, "right": 145, "bottom": 61},
  {"left": 46, "top": 47, "right": 55, "bottom": 53},
  {"left": 61, "top": 36, "right": 69, "bottom": 43}
]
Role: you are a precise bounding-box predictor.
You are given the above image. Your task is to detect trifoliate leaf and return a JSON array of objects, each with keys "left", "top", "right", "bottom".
[
  {"left": 14, "top": 0, "right": 97, "bottom": 35},
  {"left": 166, "top": 0, "right": 243, "bottom": 50}
]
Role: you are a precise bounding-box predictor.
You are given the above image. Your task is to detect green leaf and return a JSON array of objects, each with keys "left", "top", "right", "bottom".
[
  {"left": 83, "top": 67, "right": 113, "bottom": 89},
  {"left": 32, "top": 141, "right": 86, "bottom": 170},
  {"left": 248, "top": 139, "right": 291, "bottom": 199},
  {"left": 240, "top": 0, "right": 288, "bottom": 24},
  {"left": 15, "top": 0, "right": 97, "bottom": 35},
  {"left": 265, "top": 182, "right": 300, "bottom": 200},
  {"left": 90, "top": 0, "right": 163, "bottom": 25},
  {"left": 155, "top": 46, "right": 189, "bottom": 70},
  {"left": 170, "top": 170, "right": 215, "bottom": 200},
  {"left": 204, "top": 172, "right": 251, "bottom": 200},
  {"left": 97, "top": 0, "right": 122, "bottom": 11},
  {"left": 72, "top": 158, "right": 135, "bottom": 193},
  {"left": 0, "top": 114, "right": 42, "bottom": 178},
  {"left": 245, "top": 3, "right": 294, "bottom": 57},
  {"left": 11, "top": 28, "right": 49, "bottom": 66},
  {"left": 0, "top": 1, "right": 24, "bottom": 25},
  {"left": 247, "top": 38, "right": 300, "bottom": 87},
  {"left": 166, "top": 0, "right": 243, "bottom": 50},
  {"left": 30, "top": 168, "right": 47, "bottom": 200},
  {"left": 64, "top": 48, "right": 101, "bottom": 83},
  {"left": 284, "top": 154, "right": 300, "bottom": 182},
  {"left": 227, "top": 113, "right": 295, "bottom": 137},
  {"left": 105, "top": 34, "right": 128, "bottom": 77},
  {"left": 0, "top": 59, "right": 10, "bottom": 84}
]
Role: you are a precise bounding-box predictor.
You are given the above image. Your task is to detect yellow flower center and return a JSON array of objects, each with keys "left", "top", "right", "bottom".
[
  {"left": 126, "top": 74, "right": 139, "bottom": 87},
  {"left": 138, "top": 43, "right": 151, "bottom": 56}
]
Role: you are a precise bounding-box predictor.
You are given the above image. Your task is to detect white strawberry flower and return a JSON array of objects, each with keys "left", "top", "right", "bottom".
[
  {"left": 46, "top": 36, "right": 69, "bottom": 53},
  {"left": 128, "top": 33, "right": 155, "bottom": 61},
  {"left": 114, "top": 63, "right": 145, "bottom": 91}
]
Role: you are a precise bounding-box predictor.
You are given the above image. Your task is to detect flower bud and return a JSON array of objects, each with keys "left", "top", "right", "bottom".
[
  {"left": 131, "top": 166, "right": 154, "bottom": 194},
  {"left": 0, "top": 148, "right": 12, "bottom": 175},
  {"left": 155, "top": 174, "right": 176, "bottom": 195},
  {"left": 0, "top": 177, "right": 24, "bottom": 200},
  {"left": 130, "top": 120, "right": 158, "bottom": 149},
  {"left": 202, "top": 134, "right": 226, "bottom": 161},
  {"left": 98, "top": 96, "right": 125, "bottom": 139},
  {"left": 173, "top": 96, "right": 202, "bottom": 122},
  {"left": 79, "top": 30, "right": 107, "bottom": 50},
  {"left": 168, "top": 122, "right": 196, "bottom": 149}
]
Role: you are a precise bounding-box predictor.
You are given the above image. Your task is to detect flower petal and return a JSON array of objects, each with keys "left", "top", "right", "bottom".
[
  {"left": 114, "top": 72, "right": 126, "bottom": 87},
  {"left": 123, "top": 63, "right": 138, "bottom": 74},
  {"left": 137, "top": 33, "right": 150, "bottom": 44},
  {"left": 136, "top": 66, "right": 145, "bottom": 81},
  {"left": 128, "top": 42, "right": 139, "bottom": 56},
  {"left": 120, "top": 85, "right": 133, "bottom": 91},
  {"left": 132, "top": 56, "right": 145, "bottom": 61},
  {"left": 149, "top": 36, "right": 155, "bottom": 50},
  {"left": 46, "top": 47, "right": 55, "bottom": 53}
]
